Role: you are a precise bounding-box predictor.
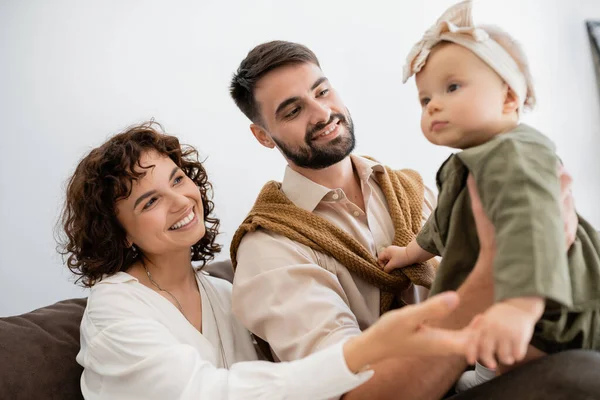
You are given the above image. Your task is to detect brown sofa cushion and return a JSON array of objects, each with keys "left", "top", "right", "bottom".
[
  {"left": 0, "top": 260, "right": 234, "bottom": 400},
  {"left": 202, "top": 259, "right": 234, "bottom": 283},
  {"left": 0, "top": 298, "right": 87, "bottom": 400}
]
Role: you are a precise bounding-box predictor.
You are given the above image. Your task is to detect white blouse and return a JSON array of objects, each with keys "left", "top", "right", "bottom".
[{"left": 77, "top": 270, "right": 372, "bottom": 400}]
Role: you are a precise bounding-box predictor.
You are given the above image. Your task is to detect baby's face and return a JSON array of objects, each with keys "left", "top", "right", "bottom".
[{"left": 415, "top": 42, "right": 510, "bottom": 149}]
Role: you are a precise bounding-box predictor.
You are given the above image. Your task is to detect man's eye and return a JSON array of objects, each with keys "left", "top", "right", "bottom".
[{"left": 286, "top": 107, "right": 300, "bottom": 118}]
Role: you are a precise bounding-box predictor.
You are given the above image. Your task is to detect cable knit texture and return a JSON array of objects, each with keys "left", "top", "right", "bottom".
[{"left": 231, "top": 165, "right": 435, "bottom": 314}]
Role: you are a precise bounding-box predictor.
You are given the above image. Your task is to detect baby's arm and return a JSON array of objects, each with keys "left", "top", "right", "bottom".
[
  {"left": 465, "top": 296, "right": 545, "bottom": 369},
  {"left": 379, "top": 240, "right": 434, "bottom": 273}
]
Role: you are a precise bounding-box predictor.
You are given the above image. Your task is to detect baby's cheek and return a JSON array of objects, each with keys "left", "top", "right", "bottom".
[{"left": 420, "top": 114, "right": 429, "bottom": 134}]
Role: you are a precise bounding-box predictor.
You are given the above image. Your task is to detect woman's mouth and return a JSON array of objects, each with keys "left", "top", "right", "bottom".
[{"left": 169, "top": 207, "right": 196, "bottom": 231}]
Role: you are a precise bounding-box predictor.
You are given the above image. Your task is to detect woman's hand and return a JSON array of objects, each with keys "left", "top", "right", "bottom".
[{"left": 343, "top": 291, "right": 474, "bottom": 373}]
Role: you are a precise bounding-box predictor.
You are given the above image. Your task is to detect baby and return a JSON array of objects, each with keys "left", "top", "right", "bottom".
[{"left": 380, "top": 0, "right": 600, "bottom": 389}]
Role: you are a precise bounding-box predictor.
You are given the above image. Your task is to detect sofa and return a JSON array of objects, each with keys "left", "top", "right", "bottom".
[
  {"left": 4, "top": 256, "right": 600, "bottom": 400},
  {"left": 0, "top": 260, "right": 234, "bottom": 400}
]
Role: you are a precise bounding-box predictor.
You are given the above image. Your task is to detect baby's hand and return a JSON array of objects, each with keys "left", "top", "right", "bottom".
[
  {"left": 465, "top": 300, "right": 539, "bottom": 369},
  {"left": 378, "top": 246, "right": 411, "bottom": 272}
]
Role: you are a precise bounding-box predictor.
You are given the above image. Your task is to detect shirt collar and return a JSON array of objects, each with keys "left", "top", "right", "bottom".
[
  {"left": 97, "top": 271, "right": 139, "bottom": 285},
  {"left": 280, "top": 154, "right": 385, "bottom": 212},
  {"left": 352, "top": 154, "right": 385, "bottom": 180}
]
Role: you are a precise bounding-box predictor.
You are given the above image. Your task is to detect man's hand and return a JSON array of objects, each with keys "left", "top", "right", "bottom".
[
  {"left": 558, "top": 165, "right": 577, "bottom": 248},
  {"left": 467, "top": 174, "right": 496, "bottom": 273}
]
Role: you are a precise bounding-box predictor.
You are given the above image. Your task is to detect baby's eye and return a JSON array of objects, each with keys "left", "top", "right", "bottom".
[
  {"left": 420, "top": 97, "right": 431, "bottom": 107},
  {"left": 447, "top": 83, "right": 460, "bottom": 93}
]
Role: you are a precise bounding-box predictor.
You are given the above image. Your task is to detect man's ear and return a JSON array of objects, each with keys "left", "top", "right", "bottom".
[
  {"left": 250, "top": 124, "right": 276, "bottom": 149},
  {"left": 503, "top": 84, "right": 520, "bottom": 115}
]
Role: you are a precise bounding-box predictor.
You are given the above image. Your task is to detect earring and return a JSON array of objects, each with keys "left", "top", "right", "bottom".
[{"left": 131, "top": 244, "right": 138, "bottom": 258}]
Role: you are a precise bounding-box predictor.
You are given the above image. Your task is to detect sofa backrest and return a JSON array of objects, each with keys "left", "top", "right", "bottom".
[
  {"left": 0, "top": 260, "right": 234, "bottom": 400},
  {"left": 0, "top": 298, "right": 87, "bottom": 400}
]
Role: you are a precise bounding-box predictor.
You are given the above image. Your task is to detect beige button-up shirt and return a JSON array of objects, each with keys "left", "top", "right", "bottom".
[{"left": 232, "top": 155, "right": 436, "bottom": 362}]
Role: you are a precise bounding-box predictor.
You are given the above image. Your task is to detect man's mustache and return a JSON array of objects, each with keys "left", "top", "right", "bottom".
[{"left": 306, "top": 113, "right": 347, "bottom": 141}]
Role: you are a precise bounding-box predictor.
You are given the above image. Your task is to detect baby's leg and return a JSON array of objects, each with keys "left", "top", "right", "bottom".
[{"left": 497, "top": 345, "right": 547, "bottom": 375}]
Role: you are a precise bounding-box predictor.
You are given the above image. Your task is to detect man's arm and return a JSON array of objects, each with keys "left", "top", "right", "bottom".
[
  {"left": 343, "top": 179, "right": 494, "bottom": 399},
  {"left": 343, "top": 254, "right": 494, "bottom": 400},
  {"left": 344, "top": 170, "right": 579, "bottom": 400},
  {"left": 232, "top": 226, "right": 488, "bottom": 400},
  {"left": 233, "top": 226, "right": 491, "bottom": 399}
]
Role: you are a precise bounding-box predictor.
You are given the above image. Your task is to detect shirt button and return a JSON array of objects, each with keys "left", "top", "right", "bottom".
[
  {"left": 353, "top": 211, "right": 360, "bottom": 217},
  {"left": 332, "top": 193, "right": 339, "bottom": 200}
]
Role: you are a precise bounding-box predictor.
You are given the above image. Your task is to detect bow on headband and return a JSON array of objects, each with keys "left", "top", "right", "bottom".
[
  {"left": 402, "top": 0, "right": 487, "bottom": 83},
  {"left": 402, "top": 0, "right": 529, "bottom": 114}
]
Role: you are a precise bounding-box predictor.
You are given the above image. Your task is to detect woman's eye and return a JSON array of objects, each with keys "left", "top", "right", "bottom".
[
  {"left": 174, "top": 176, "right": 183, "bottom": 185},
  {"left": 143, "top": 197, "right": 157, "bottom": 210},
  {"left": 319, "top": 89, "right": 329, "bottom": 96}
]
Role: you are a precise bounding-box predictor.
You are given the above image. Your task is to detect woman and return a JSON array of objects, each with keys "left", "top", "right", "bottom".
[{"left": 58, "top": 121, "right": 485, "bottom": 399}]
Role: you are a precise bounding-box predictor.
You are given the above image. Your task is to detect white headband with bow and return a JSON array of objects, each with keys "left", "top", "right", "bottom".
[{"left": 402, "top": 0, "right": 528, "bottom": 114}]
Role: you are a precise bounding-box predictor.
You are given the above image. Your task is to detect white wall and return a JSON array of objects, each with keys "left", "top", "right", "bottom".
[{"left": 1, "top": 0, "right": 599, "bottom": 316}]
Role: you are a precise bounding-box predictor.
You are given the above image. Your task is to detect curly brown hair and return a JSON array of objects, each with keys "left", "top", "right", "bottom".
[{"left": 58, "top": 121, "right": 221, "bottom": 287}]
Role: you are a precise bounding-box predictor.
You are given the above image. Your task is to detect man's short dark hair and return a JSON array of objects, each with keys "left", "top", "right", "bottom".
[{"left": 229, "top": 41, "right": 320, "bottom": 124}]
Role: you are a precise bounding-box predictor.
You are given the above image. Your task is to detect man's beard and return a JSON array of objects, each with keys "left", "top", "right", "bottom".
[{"left": 271, "top": 112, "right": 356, "bottom": 170}]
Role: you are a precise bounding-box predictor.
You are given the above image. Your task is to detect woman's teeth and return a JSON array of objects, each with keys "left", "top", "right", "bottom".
[{"left": 170, "top": 210, "right": 195, "bottom": 230}]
